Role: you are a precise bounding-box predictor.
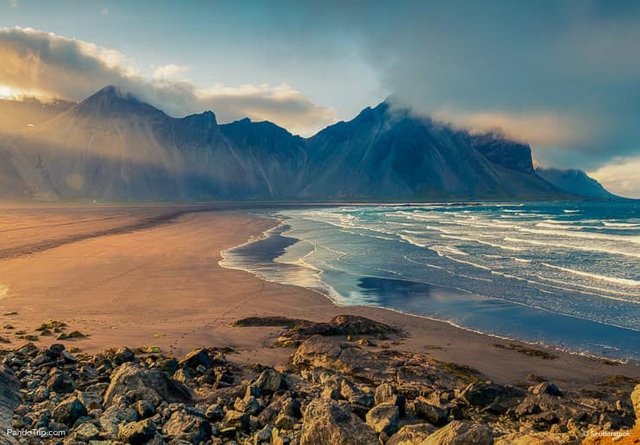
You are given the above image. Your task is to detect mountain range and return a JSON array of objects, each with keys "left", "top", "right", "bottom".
[{"left": 0, "top": 86, "right": 617, "bottom": 202}]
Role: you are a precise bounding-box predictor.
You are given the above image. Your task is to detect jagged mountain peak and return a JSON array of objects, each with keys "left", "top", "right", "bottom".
[
  {"left": 71, "top": 85, "right": 165, "bottom": 118},
  {"left": 181, "top": 110, "right": 218, "bottom": 128},
  {"left": 222, "top": 117, "right": 296, "bottom": 139}
]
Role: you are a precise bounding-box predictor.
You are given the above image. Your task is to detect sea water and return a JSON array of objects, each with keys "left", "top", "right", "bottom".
[{"left": 221, "top": 201, "right": 640, "bottom": 360}]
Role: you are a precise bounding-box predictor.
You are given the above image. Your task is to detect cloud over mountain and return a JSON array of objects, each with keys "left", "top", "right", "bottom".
[
  {"left": 344, "top": 1, "right": 640, "bottom": 170},
  {"left": 0, "top": 26, "right": 337, "bottom": 135}
]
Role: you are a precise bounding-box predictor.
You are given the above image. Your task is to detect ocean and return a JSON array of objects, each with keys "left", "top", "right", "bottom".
[{"left": 220, "top": 201, "right": 640, "bottom": 360}]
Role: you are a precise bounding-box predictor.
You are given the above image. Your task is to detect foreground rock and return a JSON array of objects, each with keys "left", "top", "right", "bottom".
[
  {"left": 1, "top": 315, "right": 638, "bottom": 444},
  {"left": 103, "top": 362, "right": 192, "bottom": 406},
  {"left": 0, "top": 366, "right": 20, "bottom": 444},
  {"left": 301, "top": 399, "right": 378, "bottom": 445},
  {"left": 632, "top": 384, "right": 640, "bottom": 420},
  {"left": 421, "top": 420, "right": 493, "bottom": 445},
  {"left": 235, "top": 314, "right": 399, "bottom": 347}
]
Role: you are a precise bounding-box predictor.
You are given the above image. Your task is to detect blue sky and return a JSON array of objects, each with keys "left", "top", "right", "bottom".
[{"left": 1, "top": 0, "right": 639, "bottom": 196}]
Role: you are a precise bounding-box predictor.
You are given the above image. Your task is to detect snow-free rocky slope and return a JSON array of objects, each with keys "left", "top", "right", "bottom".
[
  {"left": 0, "top": 86, "right": 602, "bottom": 201},
  {"left": 536, "top": 168, "right": 618, "bottom": 200}
]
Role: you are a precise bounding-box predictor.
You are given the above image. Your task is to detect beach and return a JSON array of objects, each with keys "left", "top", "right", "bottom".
[{"left": 0, "top": 204, "right": 638, "bottom": 391}]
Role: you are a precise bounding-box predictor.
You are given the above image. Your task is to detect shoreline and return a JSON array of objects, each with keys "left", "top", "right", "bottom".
[
  {"left": 0, "top": 205, "right": 638, "bottom": 392},
  {"left": 221, "top": 211, "right": 640, "bottom": 364}
]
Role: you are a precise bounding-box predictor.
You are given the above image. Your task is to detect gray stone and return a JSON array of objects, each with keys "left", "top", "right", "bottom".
[
  {"left": 255, "top": 369, "right": 282, "bottom": 393},
  {"left": 179, "top": 348, "right": 213, "bottom": 369},
  {"left": 234, "top": 395, "right": 262, "bottom": 416},
  {"left": 118, "top": 419, "right": 156, "bottom": 444},
  {"left": 164, "top": 411, "right": 211, "bottom": 443},
  {"left": 52, "top": 397, "right": 87, "bottom": 426},
  {"left": 205, "top": 402, "right": 224, "bottom": 421},
  {"left": 77, "top": 391, "right": 103, "bottom": 411},
  {"left": 255, "top": 424, "right": 273, "bottom": 443},
  {"left": 75, "top": 422, "right": 100, "bottom": 441},
  {"left": 414, "top": 398, "right": 448, "bottom": 426},
  {"left": 633, "top": 384, "right": 640, "bottom": 420},
  {"left": 366, "top": 402, "right": 400, "bottom": 435},
  {"left": 460, "top": 381, "right": 508, "bottom": 407},
  {"left": 421, "top": 421, "right": 493, "bottom": 445},
  {"left": 47, "top": 371, "right": 75, "bottom": 394},
  {"left": 375, "top": 382, "right": 395, "bottom": 405},
  {"left": 99, "top": 405, "right": 138, "bottom": 436},
  {"left": 103, "top": 363, "right": 191, "bottom": 406},
  {"left": 300, "top": 399, "right": 377, "bottom": 445},
  {"left": 387, "top": 423, "right": 437, "bottom": 445},
  {"left": 530, "top": 382, "right": 562, "bottom": 397},
  {"left": 274, "top": 413, "right": 297, "bottom": 430},
  {"left": 0, "top": 367, "right": 21, "bottom": 443},
  {"left": 133, "top": 399, "right": 155, "bottom": 419}
]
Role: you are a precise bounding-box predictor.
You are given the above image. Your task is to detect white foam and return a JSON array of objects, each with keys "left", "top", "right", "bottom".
[
  {"left": 439, "top": 234, "right": 525, "bottom": 251},
  {"left": 398, "top": 233, "right": 427, "bottom": 248},
  {"left": 430, "top": 245, "right": 468, "bottom": 256},
  {"left": 603, "top": 221, "right": 640, "bottom": 228},
  {"left": 531, "top": 273, "right": 639, "bottom": 299},
  {"left": 541, "top": 263, "right": 640, "bottom": 288},
  {"left": 504, "top": 237, "right": 640, "bottom": 259},
  {"left": 444, "top": 255, "right": 492, "bottom": 271},
  {"left": 518, "top": 227, "right": 640, "bottom": 245}
]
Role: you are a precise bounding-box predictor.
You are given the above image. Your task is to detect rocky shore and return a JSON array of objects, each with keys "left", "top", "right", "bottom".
[{"left": 2, "top": 315, "right": 639, "bottom": 445}]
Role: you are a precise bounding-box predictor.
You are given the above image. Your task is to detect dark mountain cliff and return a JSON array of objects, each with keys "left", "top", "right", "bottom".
[
  {"left": 302, "top": 103, "right": 561, "bottom": 200},
  {"left": 536, "top": 168, "right": 617, "bottom": 200},
  {"left": 468, "top": 132, "right": 535, "bottom": 174}
]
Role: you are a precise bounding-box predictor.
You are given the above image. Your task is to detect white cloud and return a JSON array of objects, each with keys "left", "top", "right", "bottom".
[
  {"left": 589, "top": 156, "right": 640, "bottom": 199},
  {"left": 0, "top": 27, "right": 337, "bottom": 135},
  {"left": 152, "top": 64, "right": 190, "bottom": 80},
  {"left": 430, "top": 108, "right": 594, "bottom": 148}
]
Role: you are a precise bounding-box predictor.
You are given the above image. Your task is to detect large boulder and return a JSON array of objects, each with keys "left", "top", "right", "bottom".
[
  {"left": 47, "top": 370, "right": 75, "bottom": 394},
  {"left": 529, "top": 382, "right": 562, "bottom": 397},
  {"left": 301, "top": 399, "right": 378, "bottom": 445},
  {"left": 76, "top": 391, "right": 102, "bottom": 411},
  {"left": 420, "top": 421, "right": 493, "bottom": 445},
  {"left": 103, "top": 362, "right": 191, "bottom": 406},
  {"left": 388, "top": 423, "right": 437, "bottom": 445},
  {"left": 277, "top": 315, "right": 397, "bottom": 346},
  {"left": 164, "top": 411, "right": 211, "bottom": 443},
  {"left": 632, "top": 384, "right": 640, "bottom": 420},
  {"left": 414, "top": 398, "right": 448, "bottom": 426},
  {"left": 459, "top": 381, "right": 509, "bottom": 407},
  {"left": 74, "top": 422, "right": 100, "bottom": 441},
  {"left": 293, "top": 336, "right": 393, "bottom": 381},
  {"left": 374, "top": 382, "right": 406, "bottom": 414},
  {"left": 0, "top": 367, "right": 21, "bottom": 443},
  {"left": 330, "top": 315, "right": 397, "bottom": 336},
  {"left": 52, "top": 397, "right": 87, "bottom": 427},
  {"left": 178, "top": 348, "right": 214, "bottom": 369},
  {"left": 255, "top": 368, "right": 283, "bottom": 393},
  {"left": 118, "top": 419, "right": 157, "bottom": 444},
  {"left": 366, "top": 402, "right": 400, "bottom": 435},
  {"left": 99, "top": 406, "right": 138, "bottom": 436}
]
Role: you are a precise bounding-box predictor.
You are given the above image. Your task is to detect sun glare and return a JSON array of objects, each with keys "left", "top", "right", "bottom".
[
  {"left": 0, "top": 85, "right": 55, "bottom": 102},
  {"left": 0, "top": 85, "right": 20, "bottom": 99}
]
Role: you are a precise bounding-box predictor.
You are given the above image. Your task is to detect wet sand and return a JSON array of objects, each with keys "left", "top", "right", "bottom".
[{"left": 0, "top": 205, "right": 638, "bottom": 391}]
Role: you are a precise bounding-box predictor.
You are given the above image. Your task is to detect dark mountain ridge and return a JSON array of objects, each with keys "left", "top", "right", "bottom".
[
  {"left": 0, "top": 85, "right": 615, "bottom": 202},
  {"left": 536, "top": 168, "right": 618, "bottom": 200}
]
